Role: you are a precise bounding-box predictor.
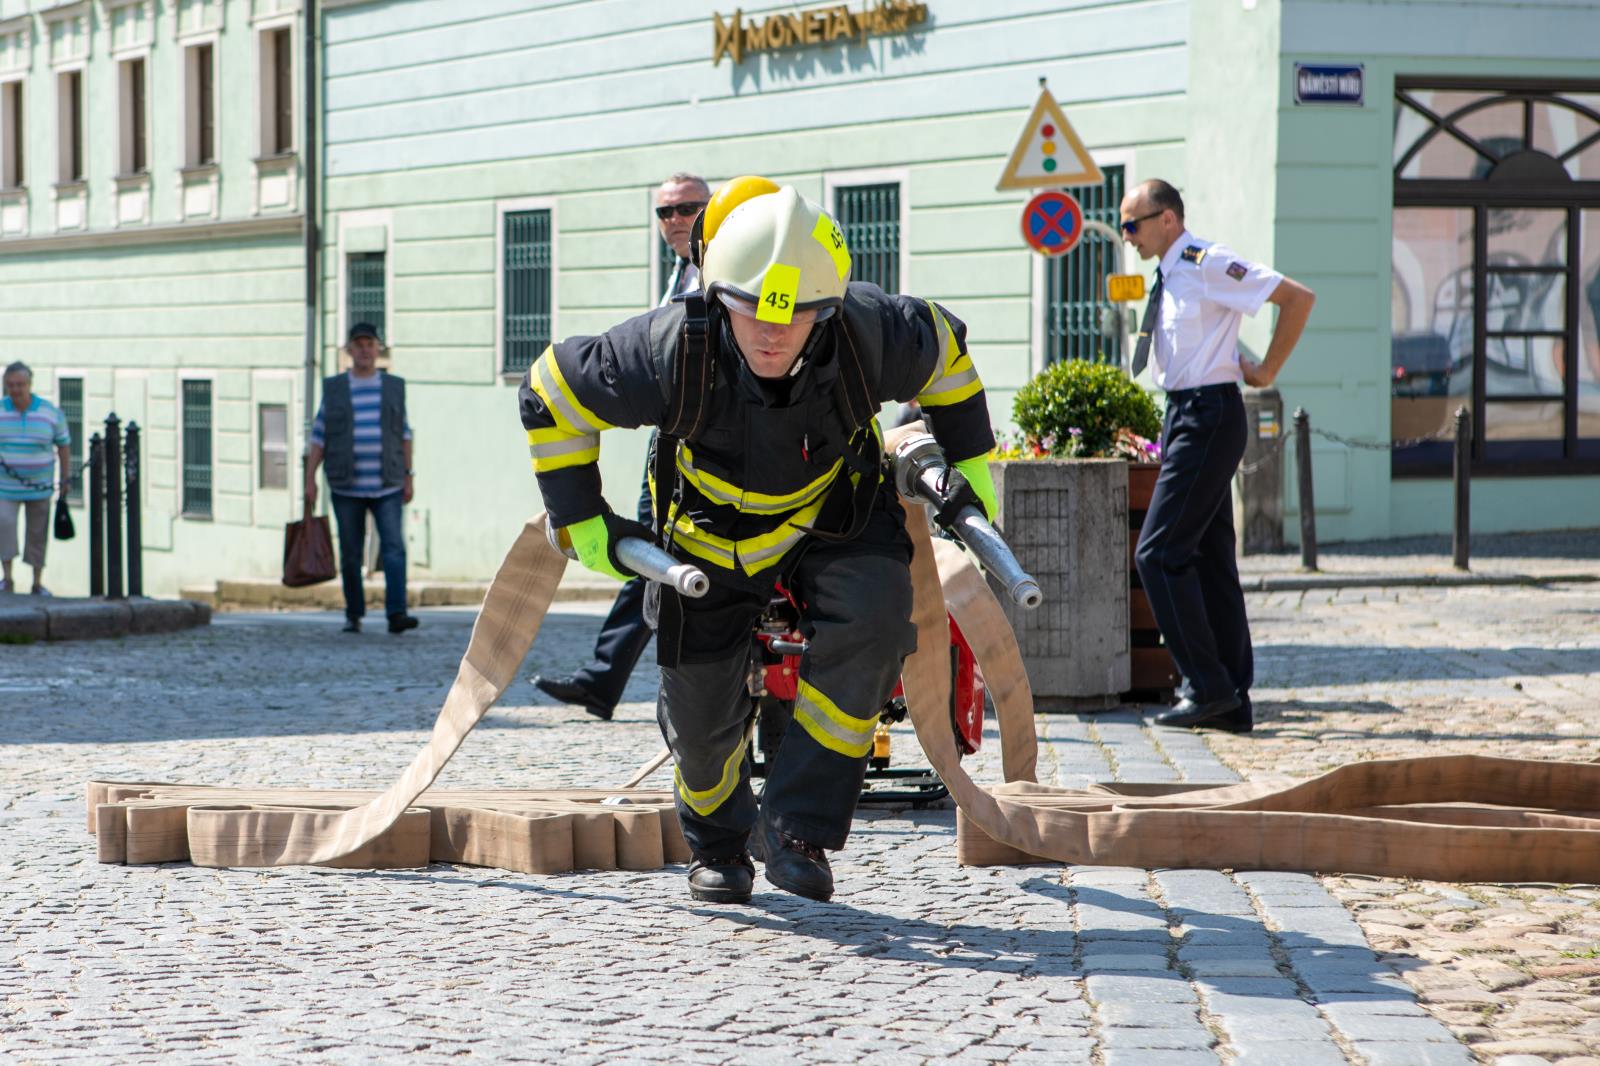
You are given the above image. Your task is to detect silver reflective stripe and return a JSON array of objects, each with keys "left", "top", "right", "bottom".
[
  {"left": 536, "top": 358, "right": 605, "bottom": 435},
  {"left": 793, "top": 688, "right": 875, "bottom": 757},
  {"left": 530, "top": 433, "right": 599, "bottom": 461},
  {"left": 927, "top": 365, "right": 979, "bottom": 395}
]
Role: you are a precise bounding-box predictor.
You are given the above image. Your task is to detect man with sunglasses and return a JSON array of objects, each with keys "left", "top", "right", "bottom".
[
  {"left": 531, "top": 172, "right": 711, "bottom": 720},
  {"left": 519, "top": 177, "right": 995, "bottom": 904},
  {"left": 1121, "top": 178, "right": 1315, "bottom": 734}
]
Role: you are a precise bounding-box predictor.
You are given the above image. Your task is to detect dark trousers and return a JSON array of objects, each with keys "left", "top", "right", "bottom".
[
  {"left": 570, "top": 469, "right": 656, "bottom": 710},
  {"left": 657, "top": 503, "right": 916, "bottom": 859},
  {"left": 330, "top": 490, "right": 407, "bottom": 621},
  {"left": 1134, "top": 384, "right": 1253, "bottom": 704}
]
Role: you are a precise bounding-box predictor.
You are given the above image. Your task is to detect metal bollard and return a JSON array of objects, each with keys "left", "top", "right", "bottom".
[
  {"left": 1452, "top": 406, "right": 1471, "bottom": 571},
  {"left": 1294, "top": 407, "right": 1317, "bottom": 572},
  {"left": 125, "top": 421, "right": 143, "bottom": 597},
  {"left": 88, "top": 434, "right": 105, "bottom": 598},
  {"left": 104, "top": 413, "right": 124, "bottom": 599}
]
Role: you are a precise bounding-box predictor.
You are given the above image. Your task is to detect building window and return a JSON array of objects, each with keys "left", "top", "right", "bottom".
[
  {"left": 182, "top": 379, "right": 213, "bottom": 517},
  {"left": 119, "top": 57, "right": 147, "bottom": 175},
  {"left": 1045, "top": 164, "right": 1126, "bottom": 366},
  {"left": 503, "top": 209, "right": 552, "bottom": 375},
  {"left": 347, "top": 251, "right": 386, "bottom": 342},
  {"left": 834, "top": 182, "right": 899, "bottom": 292},
  {"left": 259, "top": 26, "right": 293, "bottom": 156},
  {"left": 1, "top": 80, "right": 22, "bottom": 189},
  {"left": 57, "top": 69, "right": 83, "bottom": 183},
  {"left": 657, "top": 229, "right": 678, "bottom": 304},
  {"left": 185, "top": 42, "right": 216, "bottom": 167},
  {"left": 58, "top": 377, "right": 83, "bottom": 504},
  {"left": 1392, "top": 81, "right": 1600, "bottom": 476},
  {"left": 258, "top": 403, "right": 288, "bottom": 490}
]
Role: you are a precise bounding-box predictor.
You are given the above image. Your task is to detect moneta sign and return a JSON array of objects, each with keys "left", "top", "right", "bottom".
[{"left": 713, "top": 1, "right": 929, "bottom": 66}]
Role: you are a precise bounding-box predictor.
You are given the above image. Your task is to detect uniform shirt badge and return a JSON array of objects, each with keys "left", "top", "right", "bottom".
[
  {"left": 1226, "top": 261, "right": 1248, "bottom": 280},
  {"left": 1181, "top": 245, "right": 1207, "bottom": 264}
]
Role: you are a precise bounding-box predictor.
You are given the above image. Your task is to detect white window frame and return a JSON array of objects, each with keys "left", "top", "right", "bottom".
[
  {"left": 116, "top": 51, "right": 151, "bottom": 177},
  {"left": 182, "top": 34, "right": 220, "bottom": 170},
  {"left": 254, "top": 16, "right": 296, "bottom": 159},
  {"left": 177, "top": 369, "right": 216, "bottom": 520},
  {"left": 54, "top": 63, "right": 85, "bottom": 186},
  {"left": 1029, "top": 147, "right": 1137, "bottom": 378},
  {"left": 335, "top": 208, "right": 395, "bottom": 362},
  {"left": 0, "top": 75, "right": 23, "bottom": 190},
  {"left": 822, "top": 166, "right": 911, "bottom": 294},
  {"left": 494, "top": 195, "right": 559, "bottom": 382}
]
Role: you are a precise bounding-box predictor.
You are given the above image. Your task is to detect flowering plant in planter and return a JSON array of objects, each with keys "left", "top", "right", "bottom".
[{"left": 1001, "top": 359, "right": 1162, "bottom": 460}]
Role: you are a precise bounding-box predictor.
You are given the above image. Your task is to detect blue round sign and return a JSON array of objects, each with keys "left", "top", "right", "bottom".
[{"left": 1021, "top": 191, "right": 1083, "bottom": 257}]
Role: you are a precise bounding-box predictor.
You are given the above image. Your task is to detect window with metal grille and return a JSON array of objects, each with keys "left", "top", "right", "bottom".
[
  {"left": 834, "top": 183, "right": 900, "bottom": 293},
  {"left": 58, "top": 377, "right": 83, "bottom": 504},
  {"left": 182, "top": 380, "right": 212, "bottom": 517},
  {"left": 502, "top": 210, "right": 552, "bottom": 375},
  {"left": 1044, "top": 165, "right": 1126, "bottom": 366},
  {"left": 346, "top": 252, "right": 386, "bottom": 342},
  {"left": 258, "top": 403, "right": 287, "bottom": 490}
]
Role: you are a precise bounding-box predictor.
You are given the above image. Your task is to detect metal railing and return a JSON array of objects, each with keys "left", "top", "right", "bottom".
[
  {"left": 1290, "top": 406, "right": 1472, "bottom": 573},
  {"left": 85, "top": 413, "right": 143, "bottom": 599}
]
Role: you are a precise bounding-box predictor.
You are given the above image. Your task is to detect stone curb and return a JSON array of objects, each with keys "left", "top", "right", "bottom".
[
  {"left": 1248, "top": 570, "right": 1600, "bottom": 592},
  {"left": 0, "top": 596, "right": 212, "bottom": 641}
]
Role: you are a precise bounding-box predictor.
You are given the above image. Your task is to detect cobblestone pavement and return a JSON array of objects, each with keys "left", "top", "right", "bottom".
[{"left": 2, "top": 578, "right": 1596, "bottom": 1064}]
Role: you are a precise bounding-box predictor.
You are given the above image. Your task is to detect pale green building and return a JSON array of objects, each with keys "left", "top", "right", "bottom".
[{"left": 2, "top": 0, "right": 1596, "bottom": 597}]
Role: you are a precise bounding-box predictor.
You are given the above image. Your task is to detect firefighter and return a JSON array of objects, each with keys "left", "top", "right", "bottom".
[{"left": 518, "top": 178, "right": 996, "bottom": 904}]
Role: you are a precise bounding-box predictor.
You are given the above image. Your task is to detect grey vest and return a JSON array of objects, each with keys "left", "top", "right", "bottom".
[{"left": 320, "top": 372, "right": 407, "bottom": 491}]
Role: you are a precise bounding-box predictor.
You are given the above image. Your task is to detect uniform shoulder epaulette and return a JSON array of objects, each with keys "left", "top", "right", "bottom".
[{"left": 1180, "top": 245, "right": 1208, "bottom": 264}]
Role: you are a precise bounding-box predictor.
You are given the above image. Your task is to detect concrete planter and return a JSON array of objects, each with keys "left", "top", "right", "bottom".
[{"left": 989, "top": 458, "right": 1130, "bottom": 710}]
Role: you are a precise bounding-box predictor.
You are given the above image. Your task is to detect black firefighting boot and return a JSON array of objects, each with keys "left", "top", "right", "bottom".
[
  {"left": 686, "top": 852, "right": 755, "bottom": 904},
  {"left": 758, "top": 814, "right": 833, "bottom": 902}
]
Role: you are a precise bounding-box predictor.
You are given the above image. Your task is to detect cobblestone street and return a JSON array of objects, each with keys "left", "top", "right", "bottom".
[{"left": 3, "top": 579, "right": 1598, "bottom": 1064}]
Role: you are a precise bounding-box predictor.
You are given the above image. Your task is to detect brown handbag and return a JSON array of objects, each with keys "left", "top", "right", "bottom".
[{"left": 282, "top": 510, "right": 336, "bottom": 587}]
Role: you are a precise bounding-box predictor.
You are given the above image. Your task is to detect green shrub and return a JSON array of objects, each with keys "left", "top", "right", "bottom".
[{"left": 1010, "top": 360, "right": 1162, "bottom": 459}]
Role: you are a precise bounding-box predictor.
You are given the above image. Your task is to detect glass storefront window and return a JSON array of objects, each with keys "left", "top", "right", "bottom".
[
  {"left": 1392, "top": 208, "right": 1472, "bottom": 467},
  {"left": 1580, "top": 209, "right": 1600, "bottom": 455}
]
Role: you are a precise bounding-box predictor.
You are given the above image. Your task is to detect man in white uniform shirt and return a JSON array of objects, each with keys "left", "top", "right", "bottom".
[
  {"left": 1121, "top": 179, "right": 1315, "bottom": 732},
  {"left": 532, "top": 172, "right": 710, "bottom": 719}
]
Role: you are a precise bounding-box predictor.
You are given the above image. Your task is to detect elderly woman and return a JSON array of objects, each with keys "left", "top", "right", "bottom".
[{"left": 0, "top": 361, "right": 72, "bottom": 595}]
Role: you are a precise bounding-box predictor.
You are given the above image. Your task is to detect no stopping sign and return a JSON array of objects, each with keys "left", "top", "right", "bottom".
[{"left": 1021, "top": 191, "right": 1083, "bottom": 257}]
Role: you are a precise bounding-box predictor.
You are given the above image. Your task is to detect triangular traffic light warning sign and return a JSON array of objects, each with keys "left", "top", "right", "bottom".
[{"left": 996, "top": 87, "right": 1104, "bottom": 191}]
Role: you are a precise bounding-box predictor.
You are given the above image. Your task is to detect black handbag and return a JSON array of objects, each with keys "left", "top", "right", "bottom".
[{"left": 54, "top": 496, "right": 75, "bottom": 541}]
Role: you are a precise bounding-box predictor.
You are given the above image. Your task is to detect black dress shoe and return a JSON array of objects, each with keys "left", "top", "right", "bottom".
[
  {"left": 387, "top": 613, "right": 420, "bottom": 634},
  {"left": 342, "top": 618, "right": 361, "bottom": 634},
  {"left": 1153, "top": 694, "right": 1245, "bottom": 731},
  {"left": 759, "top": 816, "right": 833, "bottom": 901},
  {"left": 531, "top": 674, "right": 614, "bottom": 722},
  {"left": 687, "top": 853, "right": 755, "bottom": 903}
]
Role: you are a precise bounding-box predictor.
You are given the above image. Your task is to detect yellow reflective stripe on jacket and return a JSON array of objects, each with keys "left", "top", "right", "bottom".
[
  {"left": 674, "top": 736, "right": 748, "bottom": 817},
  {"left": 526, "top": 427, "right": 599, "bottom": 473},
  {"left": 793, "top": 679, "right": 877, "bottom": 758},
  {"left": 661, "top": 474, "right": 854, "bottom": 577},
  {"left": 918, "top": 302, "right": 984, "bottom": 408},
  {"left": 529, "top": 347, "right": 616, "bottom": 436},
  {"left": 677, "top": 445, "right": 842, "bottom": 515}
]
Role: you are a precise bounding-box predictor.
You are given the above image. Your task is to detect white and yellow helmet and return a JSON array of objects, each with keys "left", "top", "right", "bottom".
[{"left": 696, "top": 176, "right": 852, "bottom": 325}]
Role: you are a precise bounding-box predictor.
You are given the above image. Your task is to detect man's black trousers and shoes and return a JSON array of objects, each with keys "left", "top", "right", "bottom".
[
  {"left": 530, "top": 473, "right": 654, "bottom": 721},
  {"left": 657, "top": 502, "right": 916, "bottom": 902},
  {"left": 1135, "top": 384, "right": 1254, "bottom": 733}
]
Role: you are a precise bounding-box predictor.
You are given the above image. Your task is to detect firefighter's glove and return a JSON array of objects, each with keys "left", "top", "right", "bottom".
[
  {"left": 566, "top": 511, "right": 655, "bottom": 582},
  {"left": 934, "top": 456, "right": 998, "bottom": 529}
]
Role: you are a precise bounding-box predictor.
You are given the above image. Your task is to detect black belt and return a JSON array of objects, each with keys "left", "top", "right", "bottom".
[{"left": 1165, "top": 382, "right": 1239, "bottom": 401}]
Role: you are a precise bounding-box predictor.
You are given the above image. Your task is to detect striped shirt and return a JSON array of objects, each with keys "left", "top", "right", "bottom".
[
  {"left": 0, "top": 396, "right": 69, "bottom": 501},
  {"left": 310, "top": 372, "right": 412, "bottom": 498}
]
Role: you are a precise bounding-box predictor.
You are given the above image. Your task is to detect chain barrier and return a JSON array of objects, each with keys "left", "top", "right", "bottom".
[{"left": 1236, "top": 423, "right": 1459, "bottom": 476}]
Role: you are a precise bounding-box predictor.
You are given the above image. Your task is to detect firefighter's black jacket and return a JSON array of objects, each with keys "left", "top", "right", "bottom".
[{"left": 518, "top": 282, "right": 993, "bottom": 582}]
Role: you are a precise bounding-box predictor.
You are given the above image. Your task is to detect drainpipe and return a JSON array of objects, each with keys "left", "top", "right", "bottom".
[{"left": 301, "top": 0, "right": 319, "bottom": 453}]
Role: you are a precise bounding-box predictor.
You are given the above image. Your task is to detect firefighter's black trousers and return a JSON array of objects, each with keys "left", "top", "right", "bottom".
[{"left": 655, "top": 504, "right": 917, "bottom": 859}]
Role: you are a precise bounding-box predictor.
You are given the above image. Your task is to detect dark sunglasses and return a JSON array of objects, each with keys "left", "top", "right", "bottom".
[
  {"left": 655, "top": 202, "right": 706, "bottom": 221},
  {"left": 1120, "top": 210, "right": 1164, "bottom": 237}
]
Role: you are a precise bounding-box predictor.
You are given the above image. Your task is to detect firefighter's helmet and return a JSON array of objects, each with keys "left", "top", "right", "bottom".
[{"left": 697, "top": 179, "right": 852, "bottom": 326}]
